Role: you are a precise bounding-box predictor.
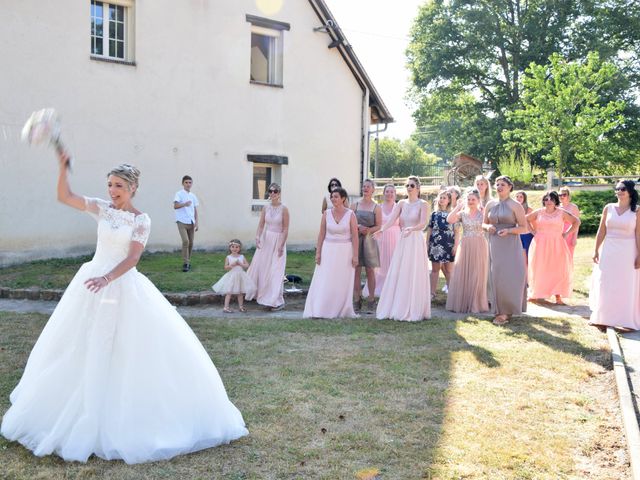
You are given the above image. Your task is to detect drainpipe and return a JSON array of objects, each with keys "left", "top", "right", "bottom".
[{"left": 360, "top": 86, "right": 370, "bottom": 194}]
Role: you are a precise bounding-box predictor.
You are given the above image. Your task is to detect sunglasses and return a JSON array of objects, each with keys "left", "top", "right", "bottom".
[
  {"left": 268, "top": 189, "right": 280, "bottom": 194},
  {"left": 615, "top": 187, "right": 627, "bottom": 192},
  {"left": 330, "top": 183, "right": 339, "bottom": 187},
  {"left": 405, "top": 183, "right": 416, "bottom": 189},
  {"left": 558, "top": 193, "right": 568, "bottom": 197}
]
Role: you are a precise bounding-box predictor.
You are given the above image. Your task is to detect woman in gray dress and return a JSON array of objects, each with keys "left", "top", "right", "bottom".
[
  {"left": 482, "top": 176, "right": 528, "bottom": 325},
  {"left": 352, "top": 179, "right": 382, "bottom": 312}
]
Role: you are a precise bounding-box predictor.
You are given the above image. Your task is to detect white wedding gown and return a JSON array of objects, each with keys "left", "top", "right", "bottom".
[{"left": 1, "top": 197, "right": 248, "bottom": 464}]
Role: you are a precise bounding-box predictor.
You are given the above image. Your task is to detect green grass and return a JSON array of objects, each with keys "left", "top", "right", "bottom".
[
  {"left": 0, "top": 250, "right": 317, "bottom": 293},
  {"left": 0, "top": 312, "right": 626, "bottom": 479}
]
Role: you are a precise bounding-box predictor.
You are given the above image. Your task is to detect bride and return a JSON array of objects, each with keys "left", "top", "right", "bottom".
[{"left": 1, "top": 151, "right": 248, "bottom": 464}]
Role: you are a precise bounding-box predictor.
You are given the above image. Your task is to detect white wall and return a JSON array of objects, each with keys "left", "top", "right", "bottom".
[{"left": 0, "top": 0, "right": 371, "bottom": 265}]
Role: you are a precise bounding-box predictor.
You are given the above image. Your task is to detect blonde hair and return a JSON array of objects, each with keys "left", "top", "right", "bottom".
[
  {"left": 407, "top": 175, "right": 421, "bottom": 192},
  {"left": 435, "top": 190, "right": 452, "bottom": 212},
  {"left": 558, "top": 186, "right": 571, "bottom": 198},
  {"left": 474, "top": 175, "right": 493, "bottom": 205},
  {"left": 107, "top": 164, "right": 140, "bottom": 196}
]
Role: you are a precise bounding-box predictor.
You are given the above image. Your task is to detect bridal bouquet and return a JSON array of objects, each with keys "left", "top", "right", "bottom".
[{"left": 21, "top": 108, "right": 72, "bottom": 170}]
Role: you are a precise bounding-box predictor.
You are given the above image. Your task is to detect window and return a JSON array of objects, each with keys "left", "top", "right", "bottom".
[
  {"left": 246, "top": 15, "right": 290, "bottom": 86},
  {"left": 91, "top": 0, "right": 134, "bottom": 62},
  {"left": 253, "top": 164, "right": 274, "bottom": 200},
  {"left": 248, "top": 154, "right": 287, "bottom": 209}
]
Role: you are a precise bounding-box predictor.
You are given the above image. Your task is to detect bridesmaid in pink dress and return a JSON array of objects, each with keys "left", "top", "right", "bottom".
[
  {"left": 558, "top": 186, "right": 581, "bottom": 261},
  {"left": 374, "top": 176, "right": 431, "bottom": 321},
  {"left": 526, "top": 191, "right": 580, "bottom": 305},
  {"left": 368, "top": 184, "right": 400, "bottom": 297},
  {"left": 304, "top": 188, "right": 359, "bottom": 319},
  {"left": 246, "top": 183, "right": 289, "bottom": 310},
  {"left": 590, "top": 180, "right": 640, "bottom": 330}
]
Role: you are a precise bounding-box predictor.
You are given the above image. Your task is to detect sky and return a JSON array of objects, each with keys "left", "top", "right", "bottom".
[{"left": 323, "top": 0, "right": 425, "bottom": 140}]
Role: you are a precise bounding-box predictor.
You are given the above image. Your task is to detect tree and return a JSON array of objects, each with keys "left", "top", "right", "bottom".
[
  {"left": 370, "top": 138, "right": 439, "bottom": 178},
  {"left": 407, "top": 0, "right": 640, "bottom": 163},
  {"left": 504, "top": 52, "right": 626, "bottom": 176}
]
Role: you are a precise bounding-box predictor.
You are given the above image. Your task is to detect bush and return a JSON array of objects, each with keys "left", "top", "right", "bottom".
[
  {"left": 497, "top": 150, "right": 543, "bottom": 186},
  {"left": 571, "top": 190, "right": 616, "bottom": 234}
]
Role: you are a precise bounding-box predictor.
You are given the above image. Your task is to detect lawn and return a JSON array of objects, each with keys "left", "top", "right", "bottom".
[
  {"left": 0, "top": 312, "right": 627, "bottom": 479},
  {"left": 0, "top": 226, "right": 631, "bottom": 479}
]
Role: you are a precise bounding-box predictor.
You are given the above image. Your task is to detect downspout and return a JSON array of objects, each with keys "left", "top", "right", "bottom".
[{"left": 360, "top": 86, "right": 370, "bottom": 194}]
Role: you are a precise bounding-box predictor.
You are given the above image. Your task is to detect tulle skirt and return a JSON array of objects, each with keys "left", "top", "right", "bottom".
[
  {"left": 213, "top": 266, "right": 257, "bottom": 296},
  {"left": 376, "top": 231, "right": 430, "bottom": 321},
  {"left": 446, "top": 236, "right": 489, "bottom": 313},
  {"left": 365, "top": 225, "right": 400, "bottom": 297},
  {"left": 303, "top": 241, "right": 356, "bottom": 319},
  {"left": 590, "top": 236, "right": 640, "bottom": 329},
  {"left": 246, "top": 230, "right": 286, "bottom": 307},
  {"left": 1, "top": 260, "right": 248, "bottom": 464}
]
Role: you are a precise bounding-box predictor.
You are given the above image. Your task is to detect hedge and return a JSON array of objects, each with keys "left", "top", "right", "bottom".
[{"left": 571, "top": 190, "right": 617, "bottom": 234}]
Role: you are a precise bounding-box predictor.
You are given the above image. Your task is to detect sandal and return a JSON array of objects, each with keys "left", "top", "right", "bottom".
[
  {"left": 239, "top": 306, "right": 247, "bottom": 313},
  {"left": 492, "top": 314, "right": 509, "bottom": 326},
  {"left": 223, "top": 307, "right": 234, "bottom": 313}
]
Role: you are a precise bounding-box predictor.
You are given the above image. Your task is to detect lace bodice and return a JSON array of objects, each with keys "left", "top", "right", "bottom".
[
  {"left": 605, "top": 204, "right": 637, "bottom": 239},
  {"left": 265, "top": 204, "right": 284, "bottom": 233},
  {"left": 325, "top": 209, "right": 353, "bottom": 243},
  {"left": 535, "top": 208, "right": 564, "bottom": 236},
  {"left": 461, "top": 210, "right": 484, "bottom": 237},
  {"left": 85, "top": 197, "right": 151, "bottom": 263},
  {"left": 400, "top": 199, "right": 426, "bottom": 229}
]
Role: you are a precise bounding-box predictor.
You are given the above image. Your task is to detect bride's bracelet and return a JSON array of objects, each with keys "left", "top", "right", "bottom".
[{"left": 102, "top": 275, "right": 110, "bottom": 284}]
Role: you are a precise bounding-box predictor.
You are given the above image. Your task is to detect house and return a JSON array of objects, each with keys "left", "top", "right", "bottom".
[{"left": 0, "top": 0, "right": 392, "bottom": 265}]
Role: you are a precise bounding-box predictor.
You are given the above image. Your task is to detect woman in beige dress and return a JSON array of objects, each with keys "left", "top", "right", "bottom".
[{"left": 482, "top": 176, "right": 528, "bottom": 325}]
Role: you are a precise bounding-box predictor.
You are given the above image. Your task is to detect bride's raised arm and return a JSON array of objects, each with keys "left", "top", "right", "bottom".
[{"left": 56, "top": 150, "right": 85, "bottom": 211}]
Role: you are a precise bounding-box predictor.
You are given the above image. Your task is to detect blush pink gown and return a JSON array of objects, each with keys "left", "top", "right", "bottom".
[
  {"left": 246, "top": 204, "right": 286, "bottom": 308},
  {"left": 303, "top": 210, "right": 356, "bottom": 319},
  {"left": 528, "top": 209, "right": 572, "bottom": 299},
  {"left": 364, "top": 203, "right": 400, "bottom": 297},
  {"left": 590, "top": 205, "right": 640, "bottom": 329},
  {"left": 561, "top": 203, "right": 580, "bottom": 261},
  {"left": 376, "top": 200, "right": 431, "bottom": 321}
]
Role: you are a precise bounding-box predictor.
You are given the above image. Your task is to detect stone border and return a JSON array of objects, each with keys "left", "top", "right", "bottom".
[
  {"left": 608, "top": 328, "right": 640, "bottom": 480},
  {"left": 0, "top": 287, "right": 307, "bottom": 306}
]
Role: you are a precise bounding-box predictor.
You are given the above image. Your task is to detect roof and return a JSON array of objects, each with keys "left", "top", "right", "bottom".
[{"left": 307, "top": 0, "right": 394, "bottom": 125}]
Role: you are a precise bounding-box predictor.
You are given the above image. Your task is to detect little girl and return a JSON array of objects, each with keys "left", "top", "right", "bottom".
[{"left": 212, "top": 239, "right": 257, "bottom": 313}]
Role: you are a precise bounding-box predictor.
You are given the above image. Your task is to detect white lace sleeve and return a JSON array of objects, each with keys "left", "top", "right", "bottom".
[
  {"left": 132, "top": 214, "right": 151, "bottom": 247},
  {"left": 84, "top": 197, "right": 111, "bottom": 221}
]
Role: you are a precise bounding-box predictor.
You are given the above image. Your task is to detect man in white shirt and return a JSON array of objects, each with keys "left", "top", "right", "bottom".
[{"left": 174, "top": 175, "right": 199, "bottom": 272}]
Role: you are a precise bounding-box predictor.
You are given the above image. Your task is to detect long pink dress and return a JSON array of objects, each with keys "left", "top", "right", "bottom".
[
  {"left": 528, "top": 209, "right": 572, "bottom": 299},
  {"left": 364, "top": 203, "right": 400, "bottom": 297},
  {"left": 561, "top": 203, "right": 580, "bottom": 260},
  {"left": 590, "top": 205, "right": 640, "bottom": 329},
  {"left": 246, "top": 204, "right": 286, "bottom": 308},
  {"left": 446, "top": 210, "right": 489, "bottom": 313},
  {"left": 376, "top": 200, "right": 430, "bottom": 321},
  {"left": 303, "top": 210, "right": 356, "bottom": 319}
]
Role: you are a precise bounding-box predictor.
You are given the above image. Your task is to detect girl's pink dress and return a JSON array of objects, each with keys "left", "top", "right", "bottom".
[
  {"left": 246, "top": 204, "right": 287, "bottom": 308},
  {"left": 303, "top": 210, "right": 356, "bottom": 319},
  {"left": 446, "top": 210, "right": 489, "bottom": 313},
  {"left": 364, "top": 203, "right": 400, "bottom": 297},
  {"left": 528, "top": 209, "right": 572, "bottom": 299},
  {"left": 590, "top": 205, "right": 640, "bottom": 329},
  {"left": 376, "top": 200, "right": 431, "bottom": 321},
  {"left": 561, "top": 203, "right": 580, "bottom": 260}
]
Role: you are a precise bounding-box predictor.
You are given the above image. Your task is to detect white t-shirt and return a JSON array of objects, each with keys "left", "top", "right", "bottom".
[{"left": 174, "top": 189, "right": 199, "bottom": 224}]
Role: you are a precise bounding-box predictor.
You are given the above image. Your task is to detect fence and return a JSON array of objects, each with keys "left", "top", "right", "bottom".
[{"left": 547, "top": 169, "right": 640, "bottom": 191}]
